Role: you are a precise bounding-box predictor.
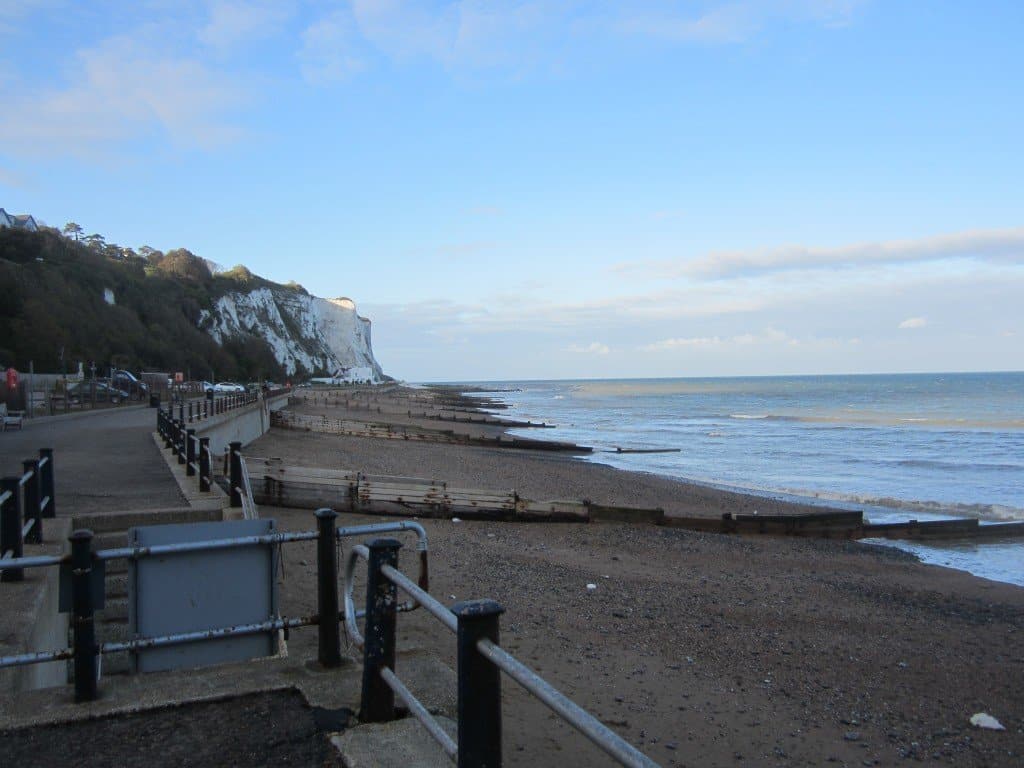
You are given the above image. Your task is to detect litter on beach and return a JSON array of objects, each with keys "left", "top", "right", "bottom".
[
  {"left": 586, "top": 583, "right": 598, "bottom": 591},
  {"left": 969, "top": 713, "right": 1005, "bottom": 730}
]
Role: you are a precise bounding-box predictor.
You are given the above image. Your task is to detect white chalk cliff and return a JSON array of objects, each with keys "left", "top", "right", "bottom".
[{"left": 199, "top": 288, "right": 384, "bottom": 382}]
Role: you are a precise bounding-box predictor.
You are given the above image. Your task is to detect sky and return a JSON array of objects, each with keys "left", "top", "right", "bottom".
[{"left": 1, "top": 1, "right": 1022, "bottom": 381}]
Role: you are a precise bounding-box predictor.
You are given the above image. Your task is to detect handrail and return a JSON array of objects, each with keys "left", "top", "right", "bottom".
[
  {"left": 1, "top": 448, "right": 54, "bottom": 577},
  {"left": 476, "top": 638, "right": 658, "bottom": 768},
  {"left": 343, "top": 539, "right": 660, "bottom": 768},
  {"left": 238, "top": 454, "right": 258, "bottom": 520},
  {"left": 0, "top": 512, "right": 429, "bottom": 707},
  {"left": 381, "top": 666, "right": 458, "bottom": 759}
]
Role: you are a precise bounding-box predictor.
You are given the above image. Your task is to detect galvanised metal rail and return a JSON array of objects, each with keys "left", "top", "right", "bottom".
[
  {"left": 344, "top": 539, "right": 660, "bottom": 768},
  {"left": 1, "top": 448, "right": 56, "bottom": 582},
  {"left": 0, "top": 509, "right": 428, "bottom": 704}
]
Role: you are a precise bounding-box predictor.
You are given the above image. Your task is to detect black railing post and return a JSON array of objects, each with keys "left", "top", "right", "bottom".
[
  {"left": 70, "top": 529, "right": 98, "bottom": 702},
  {"left": 229, "top": 441, "right": 242, "bottom": 508},
  {"left": 0, "top": 477, "right": 24, "bottom": 582},
  {"left": 188, "top": 401, "right": 194, "bottom": 422},
  {"left": 39, "top": 448, "right": 55, "bottom": 518},
  {"left": 177, "top": 422, "right": 186, "bottom": 465},
  {"left": 178, "top": 402, "right": 184, "bottom": 422},
  {"left": 162, "top": 413, "right": 172, "bottom": 448},
  {"left": 198, "top": 437, "right": 211, "bottom": 492},
  {"left": 360, "top": 537, "right": 401, "bottom": 723},
  {"left": 22, "top": 459, "right": 41, "bottom": 545},
  {"left": 316, "top": 508, "right": 341, "bottom": 667},
  {"left": 185, "top": 429, "right": 197, "bottom": 477},
  {"left": 454, "top": 600, "right": 505, "bottom": 768}
]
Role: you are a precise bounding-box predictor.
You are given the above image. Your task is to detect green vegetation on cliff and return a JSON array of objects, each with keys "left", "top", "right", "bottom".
[{"left": 0, "top": 226, "right": 304, "bottom": 380}]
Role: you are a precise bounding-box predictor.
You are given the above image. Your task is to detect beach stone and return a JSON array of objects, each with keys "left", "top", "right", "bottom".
[{"left": 844, "top": 731, "right": 861, "bottom": 741}]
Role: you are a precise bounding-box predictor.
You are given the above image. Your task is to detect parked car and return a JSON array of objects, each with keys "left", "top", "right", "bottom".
[
  {"left": 213, "top": 382, "right": 246, "bottom": 393},
  {"left": 67, "top": 381, "right": 130, "bottom": 404},
  {"left": 200, "top": 381, "right": 215, "bottom": 394},
  {"left": 112, "top": 370, "right": 148, "bottom": 394}
]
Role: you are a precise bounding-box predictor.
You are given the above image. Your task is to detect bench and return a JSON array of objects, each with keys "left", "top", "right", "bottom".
[{"left": 1, "top": 403, "right": 24, "bottom": 431}]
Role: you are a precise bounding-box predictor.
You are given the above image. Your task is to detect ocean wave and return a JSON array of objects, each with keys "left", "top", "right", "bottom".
[
  {"left": 790, "top": 488, "right": 1024, "bottom": 523},
  {"left": 893, "top": 458, "right": 1023, "bottom": 471},
  {"left": 729, "top": 413, "right": 769, "bottom": 420}
]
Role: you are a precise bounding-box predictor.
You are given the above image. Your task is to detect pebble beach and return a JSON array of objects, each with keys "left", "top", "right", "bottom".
[{"left": 250, "top": 385, "right": 1024, "bottom": 767}]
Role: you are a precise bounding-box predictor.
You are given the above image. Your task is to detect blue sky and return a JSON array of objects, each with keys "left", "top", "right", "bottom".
[{"left": 2, "top": 1, "right": 1022, "bottom": 380}]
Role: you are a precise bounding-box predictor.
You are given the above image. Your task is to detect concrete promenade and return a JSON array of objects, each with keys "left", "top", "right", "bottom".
[
  {"left": 0, "top": 403, "right": 456, "bottom": 767},
  {"left": 0, "top": 406, "right": 185, "bottom": 515}
]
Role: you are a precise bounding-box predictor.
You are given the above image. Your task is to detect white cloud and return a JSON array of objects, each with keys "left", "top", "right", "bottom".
[
  {"left": 612, "top": 0, "right": 864, "bottom": 43},
  {"left": 642, "top": 336, "right": 722, "bottom": 351},
  {"left": 199, "top": 0, "right": 290, "bottom": 51},
  {"left": 898, "top": 317, "right": 927, "bottom": 329},
  {"left": 298, "top": 8, "right": 366, "bottom": 83},
  {"left": 0, "top": 33, "right": 246, "bottom": 156},
  {"left": 617, "top": 227, "right": 1024, "bottom": 280},
  {"left": 298, "top": 0, "right": 865, "bottom": 79},
  {"left": 642, "top": 327, "right": 790, "bottom": 352},
  {"left": 568, "top": 341, "right": 610, "bottom": 355}
]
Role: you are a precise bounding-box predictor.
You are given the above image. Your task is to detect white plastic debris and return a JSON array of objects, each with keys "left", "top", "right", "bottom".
[
  {"left": 969, "top": 713, "right": 1005, "bottom": 730},
  {"left": 451, "top": 518, "right": 462, "bottom": 523},
  {"left": 586, "top": 583, "right": 598, "bottom": 591}
]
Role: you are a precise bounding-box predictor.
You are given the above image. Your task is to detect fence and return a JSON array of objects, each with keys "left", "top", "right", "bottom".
[
  {"left": 156, "top": 398, "right": 268, "bottom": 519},
  {"left": 0, "top": 502, "right": 657, "bottom": 766},
  {"left": 0, "top": 510, "right": 429, "bottom": 702},
  {"left": 1, "top": 449, "right": 56, "bottom": 582},
  {"left": 343, "top": 538, "right": 659, "bottom": 768}
]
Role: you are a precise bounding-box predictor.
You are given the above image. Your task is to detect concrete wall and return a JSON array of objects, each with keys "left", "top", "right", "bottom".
[
  {"left": 0, "top": 518, "right": 72, "bottom": 692},
  {"left": 194, "top": 393, "right": 289, "bottom": 455}
]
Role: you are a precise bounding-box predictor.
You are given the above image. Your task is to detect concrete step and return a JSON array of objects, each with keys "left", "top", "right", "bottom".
[
  {"left": 98, "top": 597, "right": 129, "bottom": 623},
  {"left": 97, "top": 619, "right": 132, "bottom": 644},
  {"left": 93, "top": 530, "right": 127, "bottom": 551},
  {"left": 72, "top": 507, "right": 224, "bottom": 535},
  {"left": 331, "top": 716, "right": 456, "bottom": 768},
  {"left": 106, "top": 573, "right": 128, "bottom": 598}
]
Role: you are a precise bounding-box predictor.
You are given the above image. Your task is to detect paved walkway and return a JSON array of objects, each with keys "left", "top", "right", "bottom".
[{"left": 0, "top": 407, "right": 185, "bottom": 516}]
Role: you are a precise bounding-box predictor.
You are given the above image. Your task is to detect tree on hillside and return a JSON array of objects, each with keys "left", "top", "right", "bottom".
[
  {"left": 157, "top": 248, "right": 212, "bottom": 283},
  {"left": 139, "top": 245, "right": 163, "bottom": 264},
  {"left": 84, "top": 233, "right": 106, "bottom": 250},
  {"left": 62, "top": 222, "right": 83, "bottom": 241}
]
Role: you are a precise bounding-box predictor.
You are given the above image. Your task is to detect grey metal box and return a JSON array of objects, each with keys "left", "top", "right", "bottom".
[{"left": 129, "top": 518, "right": 278, "bottom": 673}]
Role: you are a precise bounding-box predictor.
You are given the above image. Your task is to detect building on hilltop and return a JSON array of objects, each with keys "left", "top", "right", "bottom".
[{"left": 0, "top": 208, "right": 39, "bottom": 231}]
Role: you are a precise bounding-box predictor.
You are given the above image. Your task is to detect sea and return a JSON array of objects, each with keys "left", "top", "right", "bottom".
[{"left": 455, "top": 372, "right": 1024, "bottom": 587}]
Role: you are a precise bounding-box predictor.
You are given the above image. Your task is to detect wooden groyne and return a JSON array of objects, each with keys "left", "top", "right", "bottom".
[
  {"left": 288, "top": 393, "right": 553, "bottom": 428},
  {"left": 271, "top": 410, "right": 591, "bottom": 453},
  {"left": 245, "top": 457, "right": 1024, "bottom": 543}
]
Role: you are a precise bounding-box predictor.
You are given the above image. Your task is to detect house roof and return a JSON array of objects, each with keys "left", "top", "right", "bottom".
[{"left": 1, "top": 211, "right": 39, "bottom": 230}]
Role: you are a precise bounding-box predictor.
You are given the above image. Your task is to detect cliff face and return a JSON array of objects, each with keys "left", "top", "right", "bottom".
[{"left": 200, "top": 288, "right": 384, "bottom": 382}]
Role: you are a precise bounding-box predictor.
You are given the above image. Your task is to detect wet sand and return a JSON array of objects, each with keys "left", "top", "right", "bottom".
[{"left": 250, "top": 386, "right": 1024, "bottom": 767}]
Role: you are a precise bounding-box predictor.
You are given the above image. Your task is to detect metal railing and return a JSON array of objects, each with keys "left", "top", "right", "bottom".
[
  {"left": 1, "top": 448, "right": 56, "bottom": 582},
  {"left": 237, "top": 453, "right": 258, "bottom": 520},
  {"left": 0, "top": 509, "right": 428, "bottom": 703},
  {"left": 156, "top": 389, "right": 292, "bottom": 518},
  {"left": 344, "top": 538, "right": 660, "bottom": 768}
]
